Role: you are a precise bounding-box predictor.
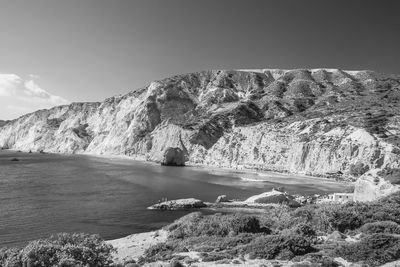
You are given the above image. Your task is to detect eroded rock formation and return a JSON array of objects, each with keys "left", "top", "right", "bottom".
[
  {"left": 161, "top": 147, "right": 188, "bottom": 166},
  {"left": 354, "top": 169, "right": 400, "bottom": 201},
  {"left": 0, "top": 69, "right": 399, "bottom": 179}
]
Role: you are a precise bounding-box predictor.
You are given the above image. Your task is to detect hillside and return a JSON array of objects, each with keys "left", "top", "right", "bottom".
[{"left": 1, "top": 69, "right": 399, "bottom": 179}]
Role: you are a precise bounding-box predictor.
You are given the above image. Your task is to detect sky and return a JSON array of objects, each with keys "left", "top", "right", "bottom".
[{"left": 0, "top": 0, "right": 399, "bottom": 120}]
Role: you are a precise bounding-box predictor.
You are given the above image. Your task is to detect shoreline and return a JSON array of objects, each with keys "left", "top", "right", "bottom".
[
  {"left": 80, "top": 151, "right": 351, "bottom": 187},
  {"left": 2, "top": 149, "right": 350, "bottom": 186}
]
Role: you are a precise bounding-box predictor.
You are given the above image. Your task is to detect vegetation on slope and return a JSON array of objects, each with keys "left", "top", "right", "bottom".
[
  {"left": 141, "top": 192, "right": 400, "bottom": 266},
  {"left": 0, "top": 233, "right": 114, "bottom": 267},
  {"left": 1, "top": 192, "right": 400, "bottom": 266}
]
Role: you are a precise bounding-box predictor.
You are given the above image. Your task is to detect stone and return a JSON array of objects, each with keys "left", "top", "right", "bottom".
[
  {"left": 326, "top": 231, "right": 345, "bottom": 241},
  {"left": 215, "top": 195, "right": 228, "bottom": 203},
  {"left": 354, "top": 169, "right": 400, "bottom": 202},
  {"left": 161, "top": 147, "right": 187, "bottom": 166},
  {"left": 245, "top": 190, "right": 301, "bottom": 207},
  {"left": 148, "top": 198, "right": 206, "bottom": 210}
]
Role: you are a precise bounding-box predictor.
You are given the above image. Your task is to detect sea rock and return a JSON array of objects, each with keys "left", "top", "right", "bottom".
[
  {"left": 245, "top": 190, "right": 301, "bottom": 207},
  {"left": 148, "top": 198, "right": 207, "bottom": 210},
  {"left": 353, "top": 169, "right": 400, "bottom": 202},
  {"left": 161, "top": 147, "right": 187, "bottom": 166},
  {"left": 0, "top": 69, "right": 399, "bottom": 180},
  {"left": 10, "top": 158, "right": 19, "bottom": 161},
  {"left": 215, "top": 195, "right": 229, "bottom": 203}
]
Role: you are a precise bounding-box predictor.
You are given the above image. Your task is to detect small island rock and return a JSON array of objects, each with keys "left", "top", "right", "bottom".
[
  {"left": 215, "top": 195, "right": 229, "bottom": 203},
  {"left": 148, "top": 198, "right": 206, "bottom": 210}
]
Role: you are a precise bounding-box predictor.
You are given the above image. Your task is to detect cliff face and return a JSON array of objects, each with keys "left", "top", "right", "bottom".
[{"left": 1, "top": 69, "right": 399, "bottom": 179}]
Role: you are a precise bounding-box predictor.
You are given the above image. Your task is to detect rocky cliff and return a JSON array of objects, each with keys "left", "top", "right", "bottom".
[
  {"left": 1, "top": 69, "right": 399, "bottom": 179},
  {"left": 354, "top": 169, "right": 400, "bottom": 201}
]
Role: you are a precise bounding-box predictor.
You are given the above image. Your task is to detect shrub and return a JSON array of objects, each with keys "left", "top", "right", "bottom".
[
  {"left": 1, "top": 233, "right": 115, "bottom": 267},
  {"left": 292, "top": 223, "right": 316, "bottom": 237},
  {"left": 380, "top": 191, "right": 400, "bottom": 204},
  {"left": 200, "top": 252, "right": 234, "bottom": 262},
  {"left": 296, "top": 253, "right": 340, "bottom": 267},
  {"left": 0, "top": 248, "right": 21, "bottom": 267},
  {"left": 359, "top": 221, "right": 400, "bottom": 234},
  {"left": 143, "top": 242, "right": 176, "bottom": 262},
  {"left": 183, "top": 233, "right": 253, "bottom": 253},
  {"left": 241, "top": 234, "right": 316, "bottom": 260},
  {"left": 168, "top": 213, "right": 269, "bottom": 239},
  {"left": 21, "top": 240, "right": 60, "bottom": 266},
  {"left": 169, "top": 259, "right": 185, "bottom": 267},
  {"left": 228, "top": 214, "right": 268, "bottom": 234},
  {"left": 328, "top": 208, "right": 363, "bottom": 233},
  {"left": 334, "top": 234, "right": 400, "bottom": 266}
]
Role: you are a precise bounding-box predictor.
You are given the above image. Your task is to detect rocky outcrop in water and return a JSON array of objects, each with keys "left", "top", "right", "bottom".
[
  {"left": 0, "top": 69, "right": 399, "bottom": 179},
  {"left": 215, "top": 195, "right": 229, "bottom": 203},
  {"left": 245, "top": 189, "right": 301, "bottom": 207},
  {"left": 148, "top": 198, "right": 206, "bottom": 210}
]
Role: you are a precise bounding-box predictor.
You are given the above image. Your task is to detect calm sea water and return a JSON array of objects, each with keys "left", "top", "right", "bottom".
[{"left": 0, "top": 150, "right": 344, "bottom": 247}]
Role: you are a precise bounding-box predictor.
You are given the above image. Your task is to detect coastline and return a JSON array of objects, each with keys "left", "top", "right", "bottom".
[
  {"left": 80, "top": 151, "right": 350, "bottom": 187},
  {"left": 3, "top": 148, "right": 351, "bottom": 187}
]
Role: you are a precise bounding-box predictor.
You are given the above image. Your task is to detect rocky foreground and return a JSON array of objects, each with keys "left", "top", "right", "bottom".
[{"left": 0, "top": 69, "right": 399, "bottom": 181}]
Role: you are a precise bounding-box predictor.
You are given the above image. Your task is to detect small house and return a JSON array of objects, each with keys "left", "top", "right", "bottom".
[{"left": 327, "top": 193, "right": 354, "bottom": 203}]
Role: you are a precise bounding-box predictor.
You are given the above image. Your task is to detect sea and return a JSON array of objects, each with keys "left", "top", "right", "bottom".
[{"left": 0, "top": 150, "right": 345, "bottom": 247}]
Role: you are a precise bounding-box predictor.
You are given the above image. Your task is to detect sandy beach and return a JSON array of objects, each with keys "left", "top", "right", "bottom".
[{"left": 107, "top": 230, "right": 168, "bottom": 264}]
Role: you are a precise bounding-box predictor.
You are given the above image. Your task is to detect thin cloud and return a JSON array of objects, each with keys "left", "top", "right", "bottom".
[{"left": 0, "top": 74, "right": 70, "bottom": 120}]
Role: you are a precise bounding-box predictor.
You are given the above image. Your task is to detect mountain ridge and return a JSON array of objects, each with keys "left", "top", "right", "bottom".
[{"left": 1, "top": 69, "right": 399, "bottom": 180}]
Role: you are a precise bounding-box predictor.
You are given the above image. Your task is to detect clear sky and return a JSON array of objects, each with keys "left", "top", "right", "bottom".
[{"left": 0, "top": 0, "right": 399, "bottom": 120}]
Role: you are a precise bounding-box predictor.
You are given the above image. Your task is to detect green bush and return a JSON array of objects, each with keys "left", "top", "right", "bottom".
[
  {"left": 144, "top": 196, "right": 400, "bottom": 264},
  {"left": 169, "top": 259, "right": 185, "bottom": 267},
  {"left": 181, "top": 233, "right": 254, "bottom": 253},
  {"left": 295, "top": 253, "right": 340, "bottom": 267},
  {"left": 334, "top": 234, "right": 400, "bottom": 266},
  {"left": 168, "top": 213, "right": 269, "bottom": 239},
  {"left": 200, "top": 252, "right": 234, "bottom": 262},
  {"left": 143, "top": 242, "right": 177, "bottom": 262},
  {"left": 0, "top": 233, "right": 115, "bottom": 267},
  {"left": 328, "top": 208, "right": 363, "bottom": 233},
  {"left": 380, "top": 191, "right": 400, "bottom": 204},
  {"left": 241, "top": 234, "right": 316, "bottom": 260},
  {"left": 359, "top": 221, "right": 400, "bottom": 234},
  {"left": 0, "top": 248, "right": 21, "bottom": 267}
]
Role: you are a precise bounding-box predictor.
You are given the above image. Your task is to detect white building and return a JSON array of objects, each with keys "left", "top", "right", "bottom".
[{"left": 326, "top": 193, "right": 354, "bottom": 203}]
